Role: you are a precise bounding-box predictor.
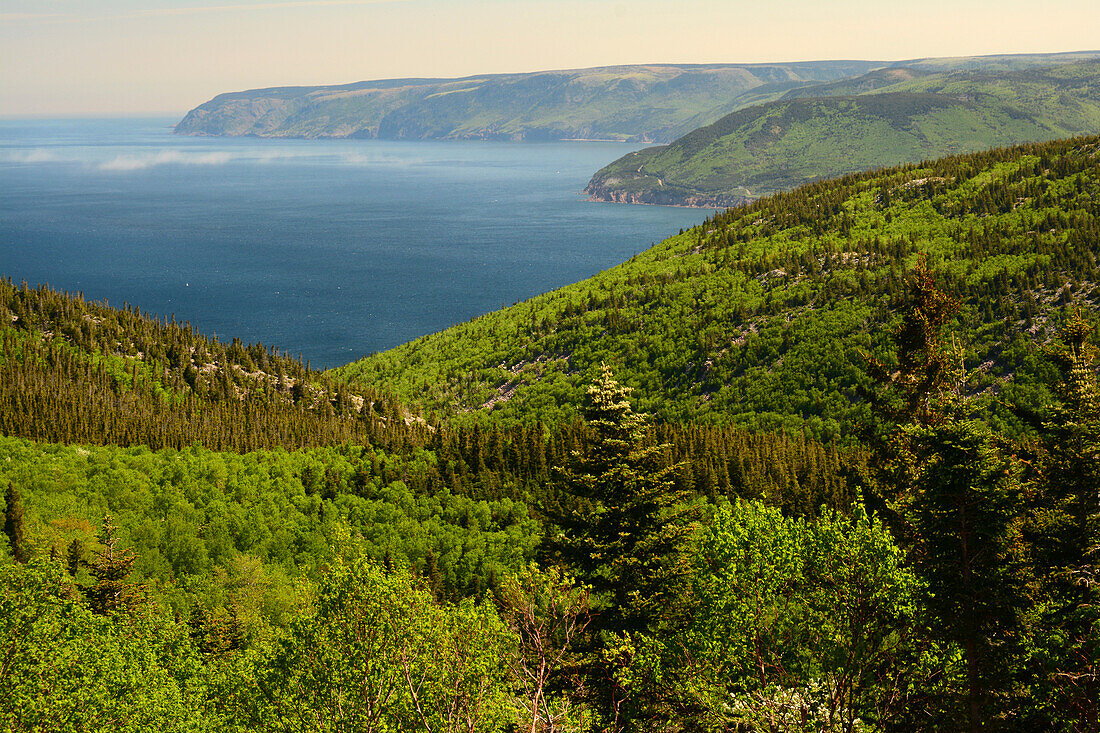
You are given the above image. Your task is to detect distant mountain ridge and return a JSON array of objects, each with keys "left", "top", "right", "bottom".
[
  {"left": 585, "top": 55, "right": 1100, "bottom": 207},
  {"left": 176, "top": 52, "right": 1100, "bottom": 145},
  {"left": 174, "top": 61, "right": 888, "bottom": 142}
]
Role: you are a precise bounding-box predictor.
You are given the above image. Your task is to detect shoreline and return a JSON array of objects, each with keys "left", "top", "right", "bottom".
[
  {"left": 583, "top": 195, "right": 735, "bottom": 211},
  {"left": 583, "top": 189, "right": 753, "bottom": 210}
]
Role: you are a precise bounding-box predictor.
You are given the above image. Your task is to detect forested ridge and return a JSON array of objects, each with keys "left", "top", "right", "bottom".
[
  {"left": 3, "top": 304, "right": 1099, "bottom": 729},
  {"left": 0, "top": 287, "right": 872, "bottom": 731},
  {"left": 0, "top": 277, "right": 428, "bottom": 452},
  {"left": 0, "top": 279, "right": 857, "bottom": 510},
  {"left": 342, "top": 134, "right": 1100, "bottom": 440},
  {"left": 174, "top": 61, "right": 883, "bottom": 142},
  {"left": 3, "top": 133, "right": 1100, "bottom": 731},
  {"left": 585, "top": 59, "right": 1100, "bottom": 206}
]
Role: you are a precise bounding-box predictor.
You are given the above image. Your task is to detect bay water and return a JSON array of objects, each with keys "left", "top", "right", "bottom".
[{"left": 1, "top": 118, "right": 705, "bottom": 368}]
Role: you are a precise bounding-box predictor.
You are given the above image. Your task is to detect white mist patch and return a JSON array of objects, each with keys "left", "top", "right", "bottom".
[
  {"left": 339, "top": 151, "right": 426, "bottom": 167},
  {"left": 1, "top": 148, "right": 62, "bottom": 164},
  {"left": 255, "top": 149, "right": 303, "bottom": 163},
  {"left": 99, "top": 150, "right": 234, "bottom": 171},
  {"left": 249, "top": 149, "right": 331, "bottom": 165}
]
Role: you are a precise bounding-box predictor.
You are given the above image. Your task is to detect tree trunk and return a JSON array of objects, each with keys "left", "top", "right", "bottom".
[{"left": 966, "top": 636, "right": 981, "bottom": 732}]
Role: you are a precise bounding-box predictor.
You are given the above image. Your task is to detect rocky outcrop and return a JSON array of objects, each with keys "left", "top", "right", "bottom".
[
  {"left": 176, "top": 95, "right": 306, "bottom": 137},
  {"left": 583, "top": 176, "right": 750, "bottom": 209}
]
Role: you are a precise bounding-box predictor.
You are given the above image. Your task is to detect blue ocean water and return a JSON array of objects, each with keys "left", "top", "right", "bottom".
[{"left": 0, "top": 118, "right": 705, "bottom": 368}]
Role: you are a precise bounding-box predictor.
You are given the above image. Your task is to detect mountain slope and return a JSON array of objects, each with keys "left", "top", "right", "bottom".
[
  {"left": 176, "top": 53, "right": 1100, "bottom": 143},
  {"left": 174, "top": 62, "right": 887, "bottom": 142},
  {"left": 0, "top": 280, "right": 424, "bottom": 452},
  {"left": 336, "top": 135, "right": 1100, "bottom": 439},
  {"left": 586, "top": 59, "right": 1100, "bottom": 207}
]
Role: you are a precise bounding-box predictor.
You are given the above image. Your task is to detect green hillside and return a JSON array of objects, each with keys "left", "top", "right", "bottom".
[
  {"left": 586, "top": 59, "right": 1100, "bottom": 207},
  {"left": 176, "top": 52, "right": 1100, "bottom": 143},
  {"left": 337, "top": 134, "right": 1100, "bottom": 439},
  {"left": 174, "top": 61, "right": 882, "bottom": 142},
  {"left": 0, "top": 282, "right": 865, "bottom": 697},
  {"left": 0, "top": 278, "right": 427, "bottom": 453}
]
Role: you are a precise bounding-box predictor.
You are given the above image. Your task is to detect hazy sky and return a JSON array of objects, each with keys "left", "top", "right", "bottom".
[{"left": 2, "top": 0, "right": 1099, "bottom": 116}]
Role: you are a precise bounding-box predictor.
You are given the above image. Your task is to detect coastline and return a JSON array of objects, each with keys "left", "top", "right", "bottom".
[
  {"left": 583, "top": 186, "right": 752, "bottom": 210},
  {"left": 583, "top": 194, "right": 738, "bottom": 211}
]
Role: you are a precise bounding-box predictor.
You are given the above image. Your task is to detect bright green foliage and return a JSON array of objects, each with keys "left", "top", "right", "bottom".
[
  {"left": 635, "top": 501, "right": 919, "bottom": 732},
  {"left": 0, "top": 435, "right": 540, "bottom": 617},
  {"left": 587, "top": 60, "right": 1100, "bottom": 206},
  {"left": 339, "top": 135, "right": 1100, "bottom": 440},
  {"left": 0, "top": 551, "right": 525, "bottom": 733},
  {"left": 545, "top": 366, "right": 699, "bottom": 638},
  {"left": 0, "top": 558, "right": 207, "bottom": 732},
  {"left": 229, "top": 552, "right": 515, "bottom": 732},
  {"left": 497, "top": 564, "right": 592, "bottom": 733}
]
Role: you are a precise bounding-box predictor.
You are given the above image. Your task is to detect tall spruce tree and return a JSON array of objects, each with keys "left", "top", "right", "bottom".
[
  {"left": 3, "top": 482, "right": 26, "bottom": 564},
  {"left": 86, "top": 513, "right": 142, "bottom": 615},
  {"left": 868, "top": 264, "right": 1027, "bottom": 730},
  {"left": 66, "top": 538, "right": 85, "bottom": 577},
  {"left": 867, "top": 256, "right": 962, "bottom": 428},
  {"left": 545, "top": 365, "right": 698, "bottom": 638},
  {"left": 542, "top": 366, "right": 699, "bottom": 730},
  {"left": 1034, "top": 313, "right": 1100, "bottom": 730},
  {"left": 900, "top": 417, "right": 1025, "bottom": 731}
]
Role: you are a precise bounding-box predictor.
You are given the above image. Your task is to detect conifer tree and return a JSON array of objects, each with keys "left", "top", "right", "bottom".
[
  {"left": 864, "top": 255, "right": 961, "bottom": 431},
  {"left": 899, "top": 416, "right": 1025, "bottom": 731},
  {"left": 1034, "top": 312, "right": 1100, "bottom": 729},
  {"left": 860, "top": 262, "right": 1034, "bottom": 729},
  {"left": 423, "top": 550, "right": 443, "bottom": 600},
  {"left": 3, "top": 482, "right": 26, "bottom": 563},
  {"left": 86, "top": 513, "right": 141, "bottom": 615},
  {"left": 545, "top": 365, "right": 698, "bottom": 638},
  {"left": 66, "top": 538, "right": 84, "bottom": 577},
  {"left": 543, "top": 366, "right": 700, "bottom": 730}
]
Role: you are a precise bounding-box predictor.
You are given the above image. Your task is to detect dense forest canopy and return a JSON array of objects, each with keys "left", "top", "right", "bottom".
[{"left": 340, "top": 134, "right": 1100, "bottom": 443}]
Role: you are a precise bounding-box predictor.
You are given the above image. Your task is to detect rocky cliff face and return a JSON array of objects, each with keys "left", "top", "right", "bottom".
[
  {"left": 176, "top": 96, "right": 306, "bottom": 137},
  {"left": 584, "top": 181, "right": 749, "bottom": 209},
  {"left": 583, "top": 174, "right": 750, "bottom": 209}
]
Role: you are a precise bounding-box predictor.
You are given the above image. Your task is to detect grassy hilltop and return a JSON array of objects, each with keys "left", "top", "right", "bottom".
[
  {"left": 586, "top": 58, "right": 1100, "bottom": 207},
  {"left": 337, "top": 134, "right": 1100, "bottom": 439}
]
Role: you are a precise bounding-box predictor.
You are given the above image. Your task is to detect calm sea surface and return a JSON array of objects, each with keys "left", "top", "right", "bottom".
[{"left": 0, "top": 118, "right": 705, "bottom": 368}]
